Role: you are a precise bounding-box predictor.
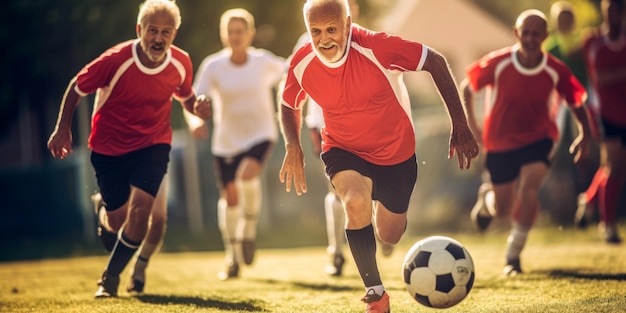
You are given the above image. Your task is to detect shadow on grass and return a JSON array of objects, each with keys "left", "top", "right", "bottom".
[
  {"left": 251, "top": 278, "right": 360, "bottom": 292},
  {"left": 542, "top": 269, "right": 626, "bottom": 281},
  {"left": 136, "top": 294, "right": 268, "bottom": 311}
]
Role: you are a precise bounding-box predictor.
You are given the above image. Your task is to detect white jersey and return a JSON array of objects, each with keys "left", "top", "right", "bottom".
[
  {"left": 292, "top": 33, "right": 325, "bottom": 130},
  {"left": 194, "top": 47, "right": 285, "bottom": 157}
]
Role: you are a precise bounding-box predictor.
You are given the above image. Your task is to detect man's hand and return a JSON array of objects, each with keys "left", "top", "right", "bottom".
[
  {"left": 279, "top": 143, "right": 307, "bottom": 195},
  {"left": 449, "top": 123, "right": 479, "bottom": 169},
  {"left": 194, "top": 95, "right": 211, "bottom": 119},
  {"left": 47, "top": 127, "right": 73, "bottom": 159},
  {"left": 569, "top": 133, "right": 590, "bottom": 164}
]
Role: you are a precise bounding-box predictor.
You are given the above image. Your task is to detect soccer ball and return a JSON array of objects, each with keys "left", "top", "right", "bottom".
[{"left": 402, "top": 236, "right": 475, "bottom": 308}]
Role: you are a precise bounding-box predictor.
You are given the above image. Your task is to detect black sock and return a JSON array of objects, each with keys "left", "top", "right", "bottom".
[
  {"left": 106, "top": 232, "right": 141, "bottom": 277},
  {"left": 346, "top": 224, "right": 381, "bottom": 287}
]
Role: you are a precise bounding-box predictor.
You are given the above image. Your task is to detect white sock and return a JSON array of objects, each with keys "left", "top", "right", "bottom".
[
  {"left": 218, "top": 198, "right": 241, "bottom": 264},
  {"left": 237, "top": 177, "right": 261, "bottom": 240},
  {"left": 325, "top": 192, "right": 345, "bottom": 255},
  {"left": 506, "top": 222, "right": 529, "bottom": 262},
  {"left": 485, "top": 189, "right": 496, "bottom": 216},
  {"left": 366, "top": 285, "right": 386, "bottom": 297}
]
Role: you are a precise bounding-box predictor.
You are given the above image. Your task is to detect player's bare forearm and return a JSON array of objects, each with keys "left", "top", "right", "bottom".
[
  {"left": 460, "top": 79, "right": 481, "bottom": 142},
  {"left": 279, "top": 104, "right": 303, "bottom": 146},
  {"left": 48, "top": 79, "right": 81, "bottom": 159},
  {"left": 279, "top": 104, "right": 307, "bottom": 194},
  {"left": 422, "top": 49, "right": 479, "bottom": 168},
  {"left": 54, "top": 79, "right": 81, "bottom": 130},
  {"left": 422, "top": 50, "right": 468, "bottom": 127},
  {"left": 569, "top": 105, "right": 592, "bottom": 163}
]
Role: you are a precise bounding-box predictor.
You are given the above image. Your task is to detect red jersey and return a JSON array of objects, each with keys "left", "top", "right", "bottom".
[
  {"left": 282, "top": 25, "right": 426, "bottom": 165},
  {"left": 583, "top": 30, "right": 626, "bottom": 126},
  {"left": 466, "top": 45, "right": 586, "bottom": 152},
  {"left": 75, "top": 39, "right": 194, "bottom": 156}
]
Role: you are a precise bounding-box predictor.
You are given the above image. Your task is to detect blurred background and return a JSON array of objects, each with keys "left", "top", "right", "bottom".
[{"left": 1, "top": 0, "right": 618, "bottom": 261}]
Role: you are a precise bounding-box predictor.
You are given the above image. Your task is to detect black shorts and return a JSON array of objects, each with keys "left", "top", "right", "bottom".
[
  {"left": 90, "top": 144, "right": 171, "bottom": 211},
  {"left": 321, "top": 148, "right": 418, "bottom": 214},
  {"left": 486, "top": 139, "right": 553, "bottom": 185},
  {"left": 601, "top": 117, "right": 626, "bottom": 146},
  {"left": 215, "top": 141, "right": 273, "bottom": 187}
]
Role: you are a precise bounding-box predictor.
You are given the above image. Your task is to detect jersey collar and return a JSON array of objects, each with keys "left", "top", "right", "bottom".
[
  {"left": 132, "top": 39, "right": 172, "bottom": 75},
  {"left": 511, "top": 44, "right": 547, "bottom": 76}
]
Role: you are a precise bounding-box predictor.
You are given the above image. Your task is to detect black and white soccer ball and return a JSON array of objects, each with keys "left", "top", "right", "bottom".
[{"left": 402, "top": 236, "right": 475, "bottom": 308}]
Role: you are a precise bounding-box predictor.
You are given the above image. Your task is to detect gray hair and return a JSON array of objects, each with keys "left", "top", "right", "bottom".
[
  {"left": 137, "top": 0, "right": 182, "bottom": 29},
  {"left": 303, "top": 0, "right": 351, "bottom": 29}
]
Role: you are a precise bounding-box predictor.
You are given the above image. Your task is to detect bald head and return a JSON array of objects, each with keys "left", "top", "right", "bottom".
[
  {"left": 515, "top": 9, "right": 548, "bottom": 31},
  {"left": 304, "top": 0, "right": 350, "bottom": 24}
]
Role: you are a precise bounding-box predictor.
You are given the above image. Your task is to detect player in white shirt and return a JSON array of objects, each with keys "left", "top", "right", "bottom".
[{"left": 186, "top": 8, "right": 285, "bottom": 280}]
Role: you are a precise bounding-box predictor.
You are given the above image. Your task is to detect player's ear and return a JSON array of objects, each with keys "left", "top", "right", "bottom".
[{"left": 136, "top": 24, "right": 142, "bottom": 38}]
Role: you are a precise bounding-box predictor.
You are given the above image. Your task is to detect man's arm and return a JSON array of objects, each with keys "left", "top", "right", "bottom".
[
  {"left": 459, "top": 78, "right": 482, "bottom": 144},
  {"left": 568, "top": 105, "right": 592, "bottom": 163},
  {"left": 421, "top": 48, "right": 479, "bottom": 169},
  {"left": 279, "top": 104, "right": 307, "bottom": 195},
  {"left": 47, "top": 78, "right": 81, "bottom": 159}
]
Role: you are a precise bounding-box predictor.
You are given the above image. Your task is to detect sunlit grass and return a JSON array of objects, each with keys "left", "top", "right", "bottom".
[{"left": 1, "top": 224, "right": 625, "bottom": 312}]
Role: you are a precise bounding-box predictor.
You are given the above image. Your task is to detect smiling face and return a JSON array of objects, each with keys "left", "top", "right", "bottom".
[
  {"left": 305, "top": 2, "right": 351, "bottom": 63},
  {"left": 515, "top": 14, "right": 548, "bottom": 56},
  {"left": 136, "top": 11, "right": 177, "bottom": 66}
]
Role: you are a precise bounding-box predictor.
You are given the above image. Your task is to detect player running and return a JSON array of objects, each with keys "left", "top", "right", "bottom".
[
  {"left": 463, "top": 9, "right": 592, "bottom": 275},
  {"left": 47, "top": 0, "right": 210, "bottom": 297},
  {"left": 279, "top": 1, "right": 478, "bottom": 311}
]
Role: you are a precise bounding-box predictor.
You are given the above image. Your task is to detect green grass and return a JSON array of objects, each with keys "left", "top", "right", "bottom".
[{"left": 1, "top": 225, "right": 625, "bottom": 313}]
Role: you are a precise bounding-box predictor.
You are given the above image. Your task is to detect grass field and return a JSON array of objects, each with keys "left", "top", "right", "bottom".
[{"left": 1, "top": 224, "right": 625, "bottom": 313}]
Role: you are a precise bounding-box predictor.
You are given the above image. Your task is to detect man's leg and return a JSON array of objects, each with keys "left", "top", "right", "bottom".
[
  {"left": 503, "top": 162, "right": 548, "bottom": 276},
  {"left": 332, "top": 171, "right": 389, "bottom": 311},
  {"left": 598, "top": 140, "right": 625, "bottom": 243},
  {"left": 237, "top": 176, "right": 261, "bottom": 265},
  {"left": 217, "top": 194, "right": 242, "bottom": 280},
  {"left": 128, "top": 177, "right": 169, "bottom": 293},
  {"left": 96, "top": 187, "right": 155, "bottom": 298},
  {"left": 324, "top": 191, "right": 346, "bottom": 276}
]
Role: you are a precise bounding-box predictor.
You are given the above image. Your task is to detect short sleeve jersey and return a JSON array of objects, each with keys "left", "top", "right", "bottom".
[
  {"left": 282, "top": 25, "right": 427, "bottom": 166},
  {"left": 291, "top": 32, "right": 326, "bottom": 130},
  {"left": 75, "top": 39, "right": 194, "bottom": 156},
  {"left": 194, "top": 47, "right": 285, "bottom": 157},
  {"left": 583, "top": 30, "right": 626, "bottom": 126},
  {"left": 465, "top": 45, "right": 586, "bottom": 153}
]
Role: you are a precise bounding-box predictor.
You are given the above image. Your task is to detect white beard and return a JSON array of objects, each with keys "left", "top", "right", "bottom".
[{"left": 315, "top": 41, "right": 345, "bottom": 63}]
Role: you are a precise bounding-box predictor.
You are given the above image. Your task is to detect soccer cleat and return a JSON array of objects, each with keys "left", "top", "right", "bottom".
[
  {"left": 574, "top": 193, "right": 589, "bottom": 229},
  {"left": 361, "top": 290, "right": 390, "bottom": 313},
  {"left": 242, "top": 239, "right": 256, "bottom": 265},
  {"left": 217, "top": 263, "right": 240, "bottom": 281},
  {"left": 502, "top": 258, "right": 522, "bottom": 277},
  {"left": 95, "top": 271, "right": 120, "bottom": 298},
  {"left": 470, "top": 185, "right": 493, "bottom": 232},
  {"left": 127, "top": 278, "right": 145, "bottom": 294},
  {"left": 325, "top": 253, "right": 345, "bottom": 277},
  {"left": 92, "top": 193, "right": 117, "bottom": 252}
]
